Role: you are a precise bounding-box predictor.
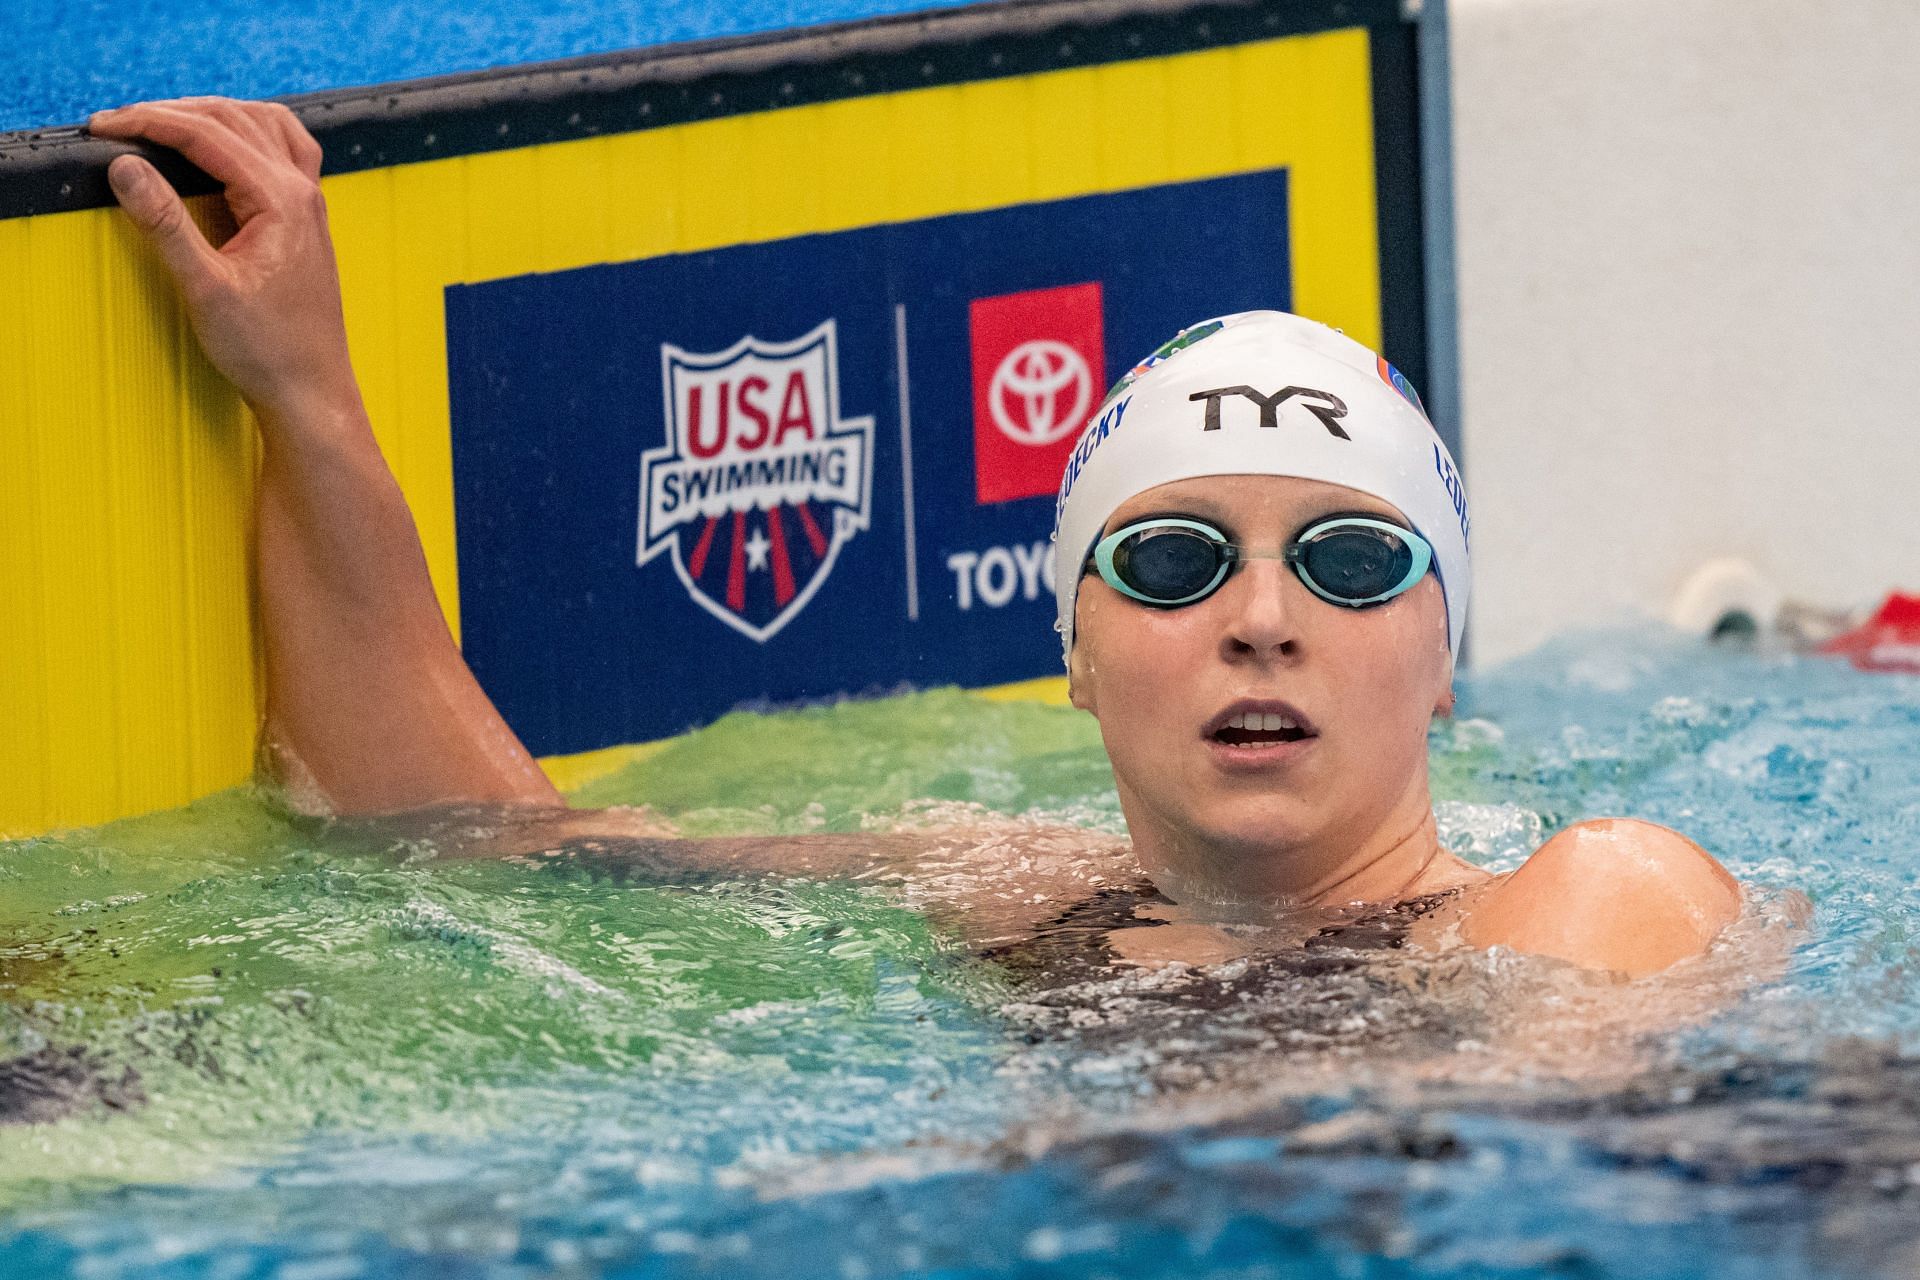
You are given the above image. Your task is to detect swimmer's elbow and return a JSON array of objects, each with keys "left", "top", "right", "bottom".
[{"left": 1460, "top": 818, "right": 1742, "bottom": 979}]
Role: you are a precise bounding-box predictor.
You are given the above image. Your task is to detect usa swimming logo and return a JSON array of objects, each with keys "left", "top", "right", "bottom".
[{"left": 638, "top": 320, "right": 874, "bottom": 642}]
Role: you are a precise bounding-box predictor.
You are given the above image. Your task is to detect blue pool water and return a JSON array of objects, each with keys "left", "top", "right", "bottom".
[
  {"left": 2, "top": 627, "right": 1919, "bottom": 1278},
  {"left": 3, "top": 0, "right": 966, "bottom": 133}
]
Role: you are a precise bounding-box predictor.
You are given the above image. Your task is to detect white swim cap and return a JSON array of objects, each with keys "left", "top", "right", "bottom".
[{"left": 1052, "top": 310, "right": 1470, "bottom": 661}]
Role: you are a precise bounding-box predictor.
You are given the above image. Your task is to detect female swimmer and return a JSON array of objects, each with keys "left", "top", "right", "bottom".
[{"left": 86, "top": 98, "right": 1742, "bottom": 978}]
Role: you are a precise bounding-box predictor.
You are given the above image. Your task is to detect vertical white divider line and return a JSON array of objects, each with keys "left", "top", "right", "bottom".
[{"left": 894, "top": 303, "right": 920, "bottom": 621}]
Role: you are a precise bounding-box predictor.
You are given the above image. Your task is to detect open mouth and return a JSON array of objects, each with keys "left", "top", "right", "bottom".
[{"left": 1208, "top": 707, "right": 1316, "bottom": 748}]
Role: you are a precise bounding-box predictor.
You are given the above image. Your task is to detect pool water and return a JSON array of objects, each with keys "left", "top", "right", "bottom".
[
  {"left": 3, "top": 0, "right": 967, "bottom": 133},
  {"left": 2, "top": 627, "right": 1919, "bottom": 1278}
]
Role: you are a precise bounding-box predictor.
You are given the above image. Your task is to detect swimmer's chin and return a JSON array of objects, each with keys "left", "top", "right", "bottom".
[{"left": 1112, "top": 779, "right": 1350, "bottom": 904}]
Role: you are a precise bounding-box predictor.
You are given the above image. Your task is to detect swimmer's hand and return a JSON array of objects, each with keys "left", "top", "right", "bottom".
[{"left": 87, "top": 98, "right": 357, "bottom": 422}]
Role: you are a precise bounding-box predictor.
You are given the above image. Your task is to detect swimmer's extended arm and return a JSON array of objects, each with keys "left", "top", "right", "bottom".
[{"left": 89, "top": 99, "right": 562, "bottom": 814}]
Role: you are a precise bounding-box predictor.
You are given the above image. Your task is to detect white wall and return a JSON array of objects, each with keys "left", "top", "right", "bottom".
[{"left": 1449, "top": 0, "right": 1920, "bottom": 666}]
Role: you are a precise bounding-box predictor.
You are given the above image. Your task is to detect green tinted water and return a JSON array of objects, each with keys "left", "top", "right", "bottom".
[
  {"left": 9, "top": 645, "right": 1920, "bottom": 1277},
  {"left": 0, "top": 690, "right": 1134, "bottom": 1192},
  {"left": 568, "top": 687, "right": 1122, "bottom": 829},
  {"left": 0, "top": 686, "right": 1513, "bottom": 1198}
]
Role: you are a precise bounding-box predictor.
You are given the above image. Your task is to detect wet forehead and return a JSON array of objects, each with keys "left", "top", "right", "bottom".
[{"left": 1103, "top": 474, "right": 1410, "bottom": 536}]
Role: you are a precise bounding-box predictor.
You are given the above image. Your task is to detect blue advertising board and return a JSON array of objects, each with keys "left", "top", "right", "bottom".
[{"left": 446, "top": 168, "right": 1291, "bottom": 755}]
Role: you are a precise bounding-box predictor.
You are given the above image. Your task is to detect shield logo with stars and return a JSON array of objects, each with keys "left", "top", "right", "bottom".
[{"left": 637, "top": 320, "right": 875, "bottom": 643}]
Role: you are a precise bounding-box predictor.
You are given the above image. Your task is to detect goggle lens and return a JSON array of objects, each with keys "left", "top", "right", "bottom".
[
  {"left": 1299, "top": 526, "right": 1415, "bottom": 602},
  {"left": 1110, "top": 526, "right": 1226, "bottom": 603}
]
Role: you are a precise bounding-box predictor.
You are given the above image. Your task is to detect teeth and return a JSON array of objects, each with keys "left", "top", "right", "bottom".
[{"left": 1224, "top": 711, "right": 1300, "bottom": 732}]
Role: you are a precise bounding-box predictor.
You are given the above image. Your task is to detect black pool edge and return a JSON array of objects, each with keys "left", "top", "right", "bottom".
[{"left": 0, "top": 0, "right": 1404, "bottom": 221}]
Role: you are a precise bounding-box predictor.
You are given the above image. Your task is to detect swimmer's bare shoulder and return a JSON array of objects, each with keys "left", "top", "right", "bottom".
[{"left": 1421, "top": 818, "right": 1746, "bottom": 979}]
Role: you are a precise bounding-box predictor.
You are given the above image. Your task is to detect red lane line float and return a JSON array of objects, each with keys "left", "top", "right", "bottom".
[{"left": 1818, "top": 593, "right": 1920, "bottom": 673}]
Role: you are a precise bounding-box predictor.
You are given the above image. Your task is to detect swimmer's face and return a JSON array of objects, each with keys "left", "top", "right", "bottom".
[{"left": 1068, "top": 474, "right": 1453, "bottom": 901}]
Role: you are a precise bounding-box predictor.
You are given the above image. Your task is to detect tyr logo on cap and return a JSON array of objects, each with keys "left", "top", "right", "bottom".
[{"left": 968, "top": 283, "right": 1105, "bottom": 504}]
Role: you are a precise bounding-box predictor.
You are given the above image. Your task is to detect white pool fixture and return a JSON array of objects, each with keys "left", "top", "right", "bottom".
[{"left": 1668, "top": 558, "right": 1783, "bottom": 642}]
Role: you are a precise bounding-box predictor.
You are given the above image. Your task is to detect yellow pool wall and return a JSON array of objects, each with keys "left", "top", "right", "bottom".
[{"left": 0, "top": 26, "right": 1381, "bottom": 835}]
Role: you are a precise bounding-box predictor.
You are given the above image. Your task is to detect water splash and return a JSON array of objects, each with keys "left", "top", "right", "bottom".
[{"left": 5, "top": 646, "right": 1920, "bottom": 1276}]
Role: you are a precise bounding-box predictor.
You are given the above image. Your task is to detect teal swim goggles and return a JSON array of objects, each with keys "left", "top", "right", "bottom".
[{"left": 1087, "top": 514, "right": 1434, "bottom": 610}]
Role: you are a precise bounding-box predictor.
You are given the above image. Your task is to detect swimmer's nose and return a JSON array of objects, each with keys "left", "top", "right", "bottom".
[{"left": 1218, "top": 559, "right": 1301, "bottom": 663}]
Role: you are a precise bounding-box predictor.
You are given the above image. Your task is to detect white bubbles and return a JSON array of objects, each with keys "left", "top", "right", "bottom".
[{"left": 1433, "top": 801, "right": 1545, "bottom": 873}]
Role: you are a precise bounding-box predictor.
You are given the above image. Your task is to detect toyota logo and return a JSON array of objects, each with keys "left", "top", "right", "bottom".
[{"left": 988, "top": 339, "right": 1093, "bottom": 447}]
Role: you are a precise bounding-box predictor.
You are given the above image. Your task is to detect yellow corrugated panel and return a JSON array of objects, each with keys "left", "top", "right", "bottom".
[
  {"left": 1162, "top": 49, "right": 1241, "bottom": 183},
  {"left": 604, "top": 128, "right": 684, "bottom": 265},
  {"left": 385, "top": 160, "right": 471, "bottom": 635},
  {"left": 1285, "top": 29, "right": 1385, "bottom": 350},
  {"left": 0, "top": 217, "right": 52, "bottom": 824},
  {"left": 1, "top": 26, "right": 1379, "bottom": 837},
  {"left": 975, "top": 675, "right": 1073, "bottom": 708},
  {"left": 886, "top": 84, "right": 966, "bottom": 216},
  {"left": 0, "top": 201, "right": 259, "bottom": 836}
]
